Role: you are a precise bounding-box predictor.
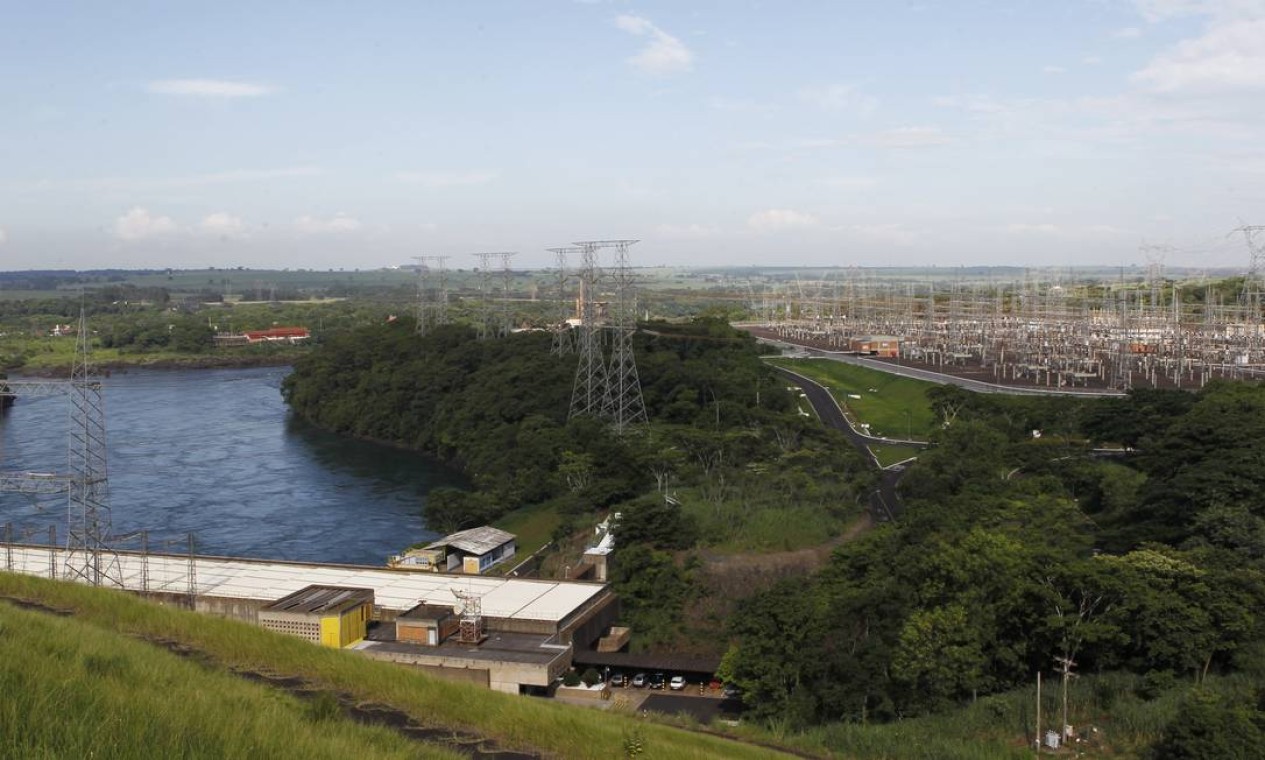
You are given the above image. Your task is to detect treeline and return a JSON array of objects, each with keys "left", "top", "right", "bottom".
[
  {"left": 282, "top": 317, "right": 873, "bottom": 647},
  {"left": 721, "top": 382, "right": 1265, "bottom": 731},
  {"left": 282, "top": 316, "right": 842, "bottom": 524}
]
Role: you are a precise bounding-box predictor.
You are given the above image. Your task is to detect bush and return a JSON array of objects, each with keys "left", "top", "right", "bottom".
[
  {"left": 562, "top": 670, "right": 581, "bottom": 687},
  {"left": 581, "top": 668, "right": 602, "bottom": 687},
  {"left": 1137, "top": 670, "right": 1178, "bottom": 701}
]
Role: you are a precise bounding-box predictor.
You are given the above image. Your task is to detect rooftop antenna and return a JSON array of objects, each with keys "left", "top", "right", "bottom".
[{"left": 450, "top": 586, "right": 487, "bottom": 644}]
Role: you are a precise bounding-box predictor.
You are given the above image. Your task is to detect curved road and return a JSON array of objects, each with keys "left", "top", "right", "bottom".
[{"left": 773, "top": 366, "right": 917, "bottom": 522}]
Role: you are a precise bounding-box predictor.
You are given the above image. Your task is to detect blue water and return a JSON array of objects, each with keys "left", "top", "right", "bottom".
[{"left": 0, "top": 366, "right": 464, "bottom": 565}]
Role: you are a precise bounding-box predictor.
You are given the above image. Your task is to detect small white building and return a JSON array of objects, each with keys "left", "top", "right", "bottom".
[{"left": 391, "top": 526, "right": 517, "bottom": 574}]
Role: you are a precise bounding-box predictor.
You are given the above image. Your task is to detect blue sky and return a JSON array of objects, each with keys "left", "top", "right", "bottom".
[{"left": 2, "top": 0, "right": 1264, "bottom": 270}]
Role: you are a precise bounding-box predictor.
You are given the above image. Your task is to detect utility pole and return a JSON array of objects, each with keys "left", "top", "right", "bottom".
[
  {"left": 1035, "top": 670, "right": 1042, "bottom": 754},
  {"left": 1054, "top": 655, "right": 1076, "bottom": 745}
]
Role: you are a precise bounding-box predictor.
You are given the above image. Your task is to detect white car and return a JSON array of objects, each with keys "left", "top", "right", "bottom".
[{"left": 669, "top": 676, "right": 687, "bottom": 691}]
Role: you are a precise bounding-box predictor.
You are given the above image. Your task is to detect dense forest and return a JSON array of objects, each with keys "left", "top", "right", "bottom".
[
  {"left": 281, "top": 317, "right": 873, "bottom": 647},
  {"left": 720, "top": 381, "right": 1265, "bottom": 749}
]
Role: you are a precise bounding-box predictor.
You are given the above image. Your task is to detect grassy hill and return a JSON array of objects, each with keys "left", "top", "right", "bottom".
[{"left": 0, "top": 572, "right": 795, "bottom": 760}]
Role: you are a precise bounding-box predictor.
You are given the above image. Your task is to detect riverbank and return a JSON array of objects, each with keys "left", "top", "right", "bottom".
[{"left": 10, "top": 350, "right": 307, "bottom": 378}]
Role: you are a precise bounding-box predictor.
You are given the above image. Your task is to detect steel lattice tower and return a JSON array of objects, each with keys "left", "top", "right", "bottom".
[
  {"left": 64, "top": 308, "right": 120, "bottom": 585},
  {"left": 569, "top": 242, "right": 608, "bottom": 420},
  {"left": 598, "top": 240, "right": 647, "bottom": 433},
  {"left": 413, "top": 255, "right": 450, "bottom": 335},
  {"left": 569, "top": 239, "right": 647, "bottom": 434},
  {"left": 497, "top": 252, "right": 517, "bottom": 336},
  {"left": 547, "top": 247, "right": 580, "bottom": 356},
  {"left": 472, "top": 252, "right": 498, "bottom": 340}
]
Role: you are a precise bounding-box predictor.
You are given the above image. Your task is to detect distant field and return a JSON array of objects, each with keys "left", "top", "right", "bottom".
[{"left": 770, "top": 358, "right": 938, "bottom": 441}]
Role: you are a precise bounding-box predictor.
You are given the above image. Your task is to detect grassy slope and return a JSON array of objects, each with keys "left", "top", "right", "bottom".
[
  {"left": 769, "top": 358, "right": 938, "bottom": 440},
  {"left": 0, "top": 573, "right": 797, "bottom": 760},
  {"left": 0, "top": 601, "right": 459, "bottom": 760}
]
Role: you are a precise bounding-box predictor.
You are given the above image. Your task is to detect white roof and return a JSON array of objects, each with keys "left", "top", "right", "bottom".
[
  {"left": 3, "top": 545, "right": 604, "bottom": 624},
  {"left": 424, "top": 525, "right": 515, "bottom": 556}
]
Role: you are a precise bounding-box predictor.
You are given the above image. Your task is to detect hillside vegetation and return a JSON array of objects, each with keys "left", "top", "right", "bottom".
[
  {"left": 720, "top": 382, "right": 1265, "bottom": 757},
  {"left": 282, "top": 318, "right": 874, "bottom": 649},
  {"left": 0, "top": 573, "right": 794, "bottom": 760}
]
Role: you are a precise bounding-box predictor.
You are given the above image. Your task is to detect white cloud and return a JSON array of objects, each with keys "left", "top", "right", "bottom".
[
  {"left": 1042, "top": 65, "right": 1067, "bottom": 74},
  {"left": 199, "top": 213, "right": 245, "bottom": 237},
  {"left": 147, "top": 79, "right": 276, "bottom": 97},
  {"left": 797, "top": 84, "right": 878, "bottom": 115},
  {"left": 865, "top": 126, "right": 952, "bottom": 148},
  {"left": 395, "top": 170, "right": 498, "bottom": 187},
  {"left": 114, "top": 207, "right": 178, "bottom": 241},
  {"left": 294, "top": 213, "right": 362, "bottom": 234},
  {"left": 1131, "top": 17, "right": 1265, "bottom": 94},
  {"left": 1113, "top": 26, "right": 1143, "bottom": 38},
  {"left": 746, "top": 209, "right": 819, "bottom": 233},
  {"left": 615, "top": 14, "right": 694, "bottom": 76}
]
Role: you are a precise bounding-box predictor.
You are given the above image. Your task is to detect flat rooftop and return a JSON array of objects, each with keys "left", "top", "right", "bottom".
[
  {"left": 2, "top": 545, "right": 607, "bottom": 624},
  {"left": 355, "top": 631, "right": 570, "bottom": 667},
  {"left": 263, "top": 585, "right": 373, "bottom": 615}
]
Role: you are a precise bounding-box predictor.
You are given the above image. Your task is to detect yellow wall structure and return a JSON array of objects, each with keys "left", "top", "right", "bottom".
[{"left": 318, "top": 601, "right": 372, "bottom": 648}]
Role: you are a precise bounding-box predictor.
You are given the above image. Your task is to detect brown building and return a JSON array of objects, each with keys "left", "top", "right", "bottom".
[
  {"left": 395, "top": 602, "right": 460, "bottom": 646},
  {"left": 850, "top": 335, "right": 902, "bottom": 358}
]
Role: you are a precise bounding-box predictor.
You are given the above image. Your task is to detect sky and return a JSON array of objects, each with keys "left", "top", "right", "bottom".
[{"left": 2, "top": 0, "right": 1265, "bottom": 271}]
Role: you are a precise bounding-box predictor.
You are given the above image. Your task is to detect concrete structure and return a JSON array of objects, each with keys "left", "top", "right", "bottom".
[
  {"left": 394, "top": 602, "right": 459, "bottom": 646},
  {"left": 258, "top": 584, "right": 373, "bottom": 648},
  {"left": 393, "top": 526, "right": 516, "bottom": 574},
  {"left": 0, "top": 543, "right": 617, "bottom": 694}
]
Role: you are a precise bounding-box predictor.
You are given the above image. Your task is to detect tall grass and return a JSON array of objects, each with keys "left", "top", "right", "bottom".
[
  {"left": 0, "top": 601, "right": 459, "bottom": 760},
  {"left": 0, "top": 573, "right": 799, "bottom": 759}
]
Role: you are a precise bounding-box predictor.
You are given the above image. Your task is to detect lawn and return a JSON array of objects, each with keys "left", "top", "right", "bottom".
[
  {"left": 770, "top": 358, "right": 938, "bottom": 441},
  {"left": 492, "top": 500, "right": 561, "bottom": 568}
]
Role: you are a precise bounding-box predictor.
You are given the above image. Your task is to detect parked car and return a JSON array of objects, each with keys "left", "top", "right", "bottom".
[
  {"left": 669, "top": 675, "right": 687, "bottom": 691},
  {"left": 631, "top": 672, "right": 648, "bottom": 688},
  {"left": 722, "top": 683, "right": 742, "bottom": 700},
  {"left": 610, "top": 673, "right": 627, "bottom": 687},
  {"left": 649, "top": 672, "right": 667, "bottom": 690}
]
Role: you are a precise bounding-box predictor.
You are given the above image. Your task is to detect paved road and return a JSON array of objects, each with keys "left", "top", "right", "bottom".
[{"left": 772, "top": 366, "right": 912, "bottom": 520}]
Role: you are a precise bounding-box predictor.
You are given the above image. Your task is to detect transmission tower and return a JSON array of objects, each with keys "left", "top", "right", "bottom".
[
  {"left": 0, "top": 307, "right": 119, "bottom": 586},
  {"left": 597, "top": 240, "right": 648, "bottom": 433},
  {"left": 412, "top": 255, "right": 450, "bottom": 335},
  {"left": 1231, "top": 226, "right": 1265, "bottom": 365},
  {"left": 497, "top": 252, "right": 517, "bottom": 336},
  {"left": 547, "top": 247, "right": 580, "bottom": 356},
  {"left": 471, "top": 252, "right": 499, "bottom": 340},
  {"left": 568, "top": 242, "right": 608, "bottom": 420}
]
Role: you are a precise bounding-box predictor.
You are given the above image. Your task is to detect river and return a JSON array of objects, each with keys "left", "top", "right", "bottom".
[{"left": 0, "top": 366, "right": 464, "bottom": 565}]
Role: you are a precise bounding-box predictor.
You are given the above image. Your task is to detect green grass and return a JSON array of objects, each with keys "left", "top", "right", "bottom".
[
  {"left": 0, "top": 573, "right": 798, "bottom": 759},
  {"left": 492, "top": 501, "right": 561, "bottom": 566},
  {"left": 869, "top": 444, "right": 921, "bottom": 468},
  {"left": 0, "top": 599, "right": 459, "bottom": 760},
  {"left": 771, "top": 358, "right": 938, "bottom": 441}
]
